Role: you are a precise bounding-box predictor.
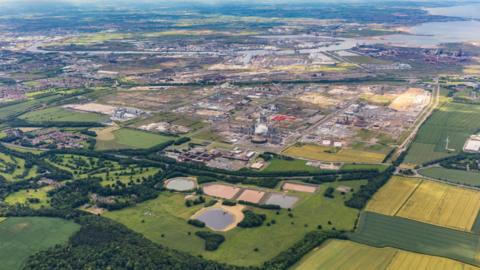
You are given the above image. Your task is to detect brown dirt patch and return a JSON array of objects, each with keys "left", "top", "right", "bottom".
[
  {"left": 237, "top": 189, "right": 266, "bottom": 204},
  {"left": 203, "top": 184, "right": 241, "bottom": 200},
  {"left": 282, "top": 182, "right": 318, "bottom": 193}
]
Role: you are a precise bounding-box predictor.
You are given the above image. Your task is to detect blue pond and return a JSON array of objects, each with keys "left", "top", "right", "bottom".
[{"left": 196, "top": 208, "right": 235, "bottom": 230}]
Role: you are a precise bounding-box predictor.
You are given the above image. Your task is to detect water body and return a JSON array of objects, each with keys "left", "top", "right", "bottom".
[
  {"left": 368, "top": 20, "right": 480, "bottom": 47},
  {"left": 165, "top": 177, "right": 196, "bottom": 192},
  {"left": 196, "top": 208, "right": 235, "bottom": 230},
  {"left": 264, "top": 193, "right": 298, "bottom": 209},
  {"left": 425, "top": 4, "right": 480, "bottom": 19}
]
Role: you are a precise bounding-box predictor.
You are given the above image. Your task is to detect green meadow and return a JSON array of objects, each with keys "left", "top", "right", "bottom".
[
  {"left": 0, "top": 217, "right": 80, "bottom": 270},
  {"left": 104, "top": 180, "right": 365, "bottom": 266}
]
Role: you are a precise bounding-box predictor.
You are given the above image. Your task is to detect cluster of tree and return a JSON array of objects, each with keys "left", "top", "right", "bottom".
[
  {"left": 187, "top": 219, "right": 205, "bottom": 228},
  {"left": 453, "top": 96, "right": 480, "bottom": 105},
  {"left": 7, "top": 119, "right": 104, "bottom": 128},
  {"left": 222, "top": 200, "right": 237, "bottom": 206},
  {"left": 0, "top": 144, "right": 72, "bottom": 180},
  {"left": 345, "top": 166, "right": 395, "bottom": 209},
  {"left": 174, "top": 137, "right": 191, "bottom": 145},
  {"left": 80, "top": 129, "right": 97, "bottom": 137},
  {"left": 24, "top": 215, "right": 238, "bottom": 270},
  {"left": 204, "top": 199, "right": 218, "bottom": 207},
  {"left": 2, "top": 204, "right": 348, "bottom": 270},
  {"left": 263, "top": 230, "right": 345, "bottom": 270},
  {"left": 48, "top": 178, "right": 101, "bottom": 209},
  {"left": 258, "top": 152, "right": 294, "bottom": 162},
  {"left": 197, "top": 175, "right": 218, "bottom": 184},
  {"left": 323, "top": 187, "right": 335, "bottom": 198},
  {"left": 423, "top": 153, "right": 480, "bottom": 171},
  {"left": 195, "top": 231, "right": 225, "bottom": 251},
  {"left": 237, "top": 210, "right": 266, "bottom": 228},
  {"left": 185, "top": 196, "right": 205, "bottom": 207},
  {"left": 238, "top": 200, "right": 281, "bottom": 210},
  {"left": 148, "top": 153, "right": 381, "bottom": 179},
  {"left": 106, "top": 140, "right": 175, "bottom": 156}
]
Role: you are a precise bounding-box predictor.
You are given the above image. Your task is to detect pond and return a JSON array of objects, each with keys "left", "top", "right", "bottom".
[
  {"left": 165, "top": 177, "right": 196, "bottom": 192},
  {"left": 196, "top": 208, "right": 235, "bottom": 231},
  {"left": 264, "top": 193, "right": 299, "bottom": 209}
]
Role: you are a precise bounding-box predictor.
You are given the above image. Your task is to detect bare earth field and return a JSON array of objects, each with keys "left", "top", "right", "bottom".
[
  {"left": 236, "top": 189, "right": 266, "bottom": 204},
  {"left": 64, "top": 102, "right": 116, "bottom": 115},
  {"left": 389, "top": 88, "right": 430, "bottom": 112},
  {"left": 282, "top": 182, "right": 318, "bottom": 193}
]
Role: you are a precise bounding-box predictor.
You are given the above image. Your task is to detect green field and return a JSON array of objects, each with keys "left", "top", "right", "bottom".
[
  {"left": 0, "top": 217, "right": 80, "bottom": 270},
  {"left": 95, "top": 128, "right": 175, "bottom": 150},
  {"left": 0, "top": 95, "right": 61, "bottom": 121},
  {"left": 103, "top": 192, "right": 206, "bottom": 255},
  {"left": 104, "top": 180, "right": 365, "bottom": 266},
  {"left": 47, "top": 154, "right": 159, "bottom": 185},
  {"left": 263, "top": 158, "right": 388, "bottom": 173},
  {"left": 404, "top": 102, "right": 480, "bottom": 164},
  {"left": 350, "top": 211, "right": 480, "bottom": 266},
  {"left": 19, "top": 106, "right": 108, "bottom": 123},
  {"left": 263, "top": 158, "right": 324, "bottom": 173},
  {"left": 5, "top": 144, "right": 45, "bottom": 155},
  {"left": 5, "top": 186, "right": 53, "bottom": 209},
  {"left": 0, "top": 152, "right": 38, "bottom": 182},
  {"left": 419, "top": 167, "right": 480, "bottom": 185}
]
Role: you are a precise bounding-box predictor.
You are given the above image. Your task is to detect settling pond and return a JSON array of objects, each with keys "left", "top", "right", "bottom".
[
  {"left": 264, "top": 194, "right": 298, "bottom": 209},
  {"left": 165, "top": 177, "right": 196, "bottom": 192},
  {"left": 196, "top": 208, "right": 235, "bottom": 230}
]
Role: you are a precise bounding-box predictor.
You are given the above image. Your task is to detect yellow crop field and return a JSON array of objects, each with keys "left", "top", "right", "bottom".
[
  {"left": 366, "top": 176, "right": 422, "bottom": 215},
  {"left": 294, "top": 240, "right": 397, "bottom": 270},
  {"left": 366, "top": 176, "right": 480, "bottom": 232},
  {"left": 283, "top": 143, "right": 386, "bottom": 163},
  {"left": 397, "top": 180, "right": 480, "bottom": 232},
  {"left": 294, "top": 240, "right": 480, "bottom": 270},
  {"left": 387, "top": 251, "right": 480, "bottom": 270}
]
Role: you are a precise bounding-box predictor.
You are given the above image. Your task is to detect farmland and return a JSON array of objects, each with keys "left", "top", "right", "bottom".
[
  {"left": 0, "top": 217, "right": 80, "bottom": 270},
  {"left": 283, "top": 143, "right": 386, "bottom": 163},
  {"left": 366, "top": 177, "right": 480, "bottom": 232},
  {"left": 2, "top": 1, "right": 480, "bottom": 269},
  {"left": 294, "top": 239, "right": 480, "bottom": 270},
  {"left": 404, "top": 102, "right": 480, "bottom": 164},
  {"left": 366, "top": 176, "right": 422, "bottom": 216},
  {"left": 396, "top": 180, "right": 480, "bottom": 232},
  {"left": 19, "top": 106, "right": 109, "bottom": 123},
  {"left": 294, "top": 240, "right": 397, "bottom": 270},
  {"left": 350, "top": 212, "right": 480, "bottom": 266},
  {"left": 104, "top": 179, "right": 365, "bottom": 266},
  {"left": 95, "top": 128, "right": 175, "bottom": 150},
  {"left": 419, "top": 167, "right": 480, "bottom": 186},
  {"left": 0, "top": 95, "right": 61, "bottom": 121}
]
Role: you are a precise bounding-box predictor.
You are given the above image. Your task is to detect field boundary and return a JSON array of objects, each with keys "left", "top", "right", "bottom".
[
  {"left": 392, "top": 179, "right": 423, "bottom": 216},
  {"left": 351, "top": 211, "right": 480, "bottom": 266}
]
